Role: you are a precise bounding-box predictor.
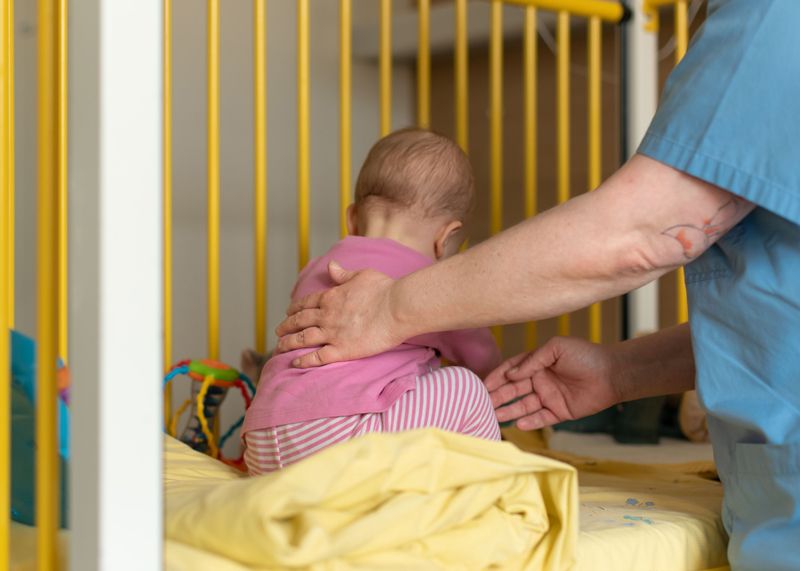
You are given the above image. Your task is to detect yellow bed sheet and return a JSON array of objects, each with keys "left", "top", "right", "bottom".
[
  {"left": 11, "top": 430, "right": 729, "bottom": 570},
  {"left": 165, "top": 430, "right": 577, "bottom": 570}
]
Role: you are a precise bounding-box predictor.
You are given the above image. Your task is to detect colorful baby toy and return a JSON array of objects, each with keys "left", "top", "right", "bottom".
[{"left": 163, "top": 359, "right": 255, "bottom": 468}]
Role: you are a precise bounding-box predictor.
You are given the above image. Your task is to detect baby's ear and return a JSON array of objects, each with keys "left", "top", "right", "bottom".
[
  {"left": 435, "top": 220, "right": 465, "bottom": 259},
  {"left": 346, "top": 204, "right": 358, "bottom": 236}
]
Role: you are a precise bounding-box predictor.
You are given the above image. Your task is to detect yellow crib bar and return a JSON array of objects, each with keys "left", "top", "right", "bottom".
[
  {"left": 417, "top": 0, "right": 430, "bottom": 128},
  {"left": 340, "top": 0, "right": 351, "bottom": 237},
  {"left": 587, "top": 16, "right": 602, "bottom": 343},
  {"left": 556, "top": 11, "right": 570, "bottom": 337},
  {"left": 254, "top": 0, "right": 268, "bottom": 352},
  {"left": 675, "top": 0, "right": 688, "bottom": 61},
  {"left": 501, "top": 0, "right": 625, "bottom": 22},
  {"left": 4, "top": 0, "right": 14, "bottom": 330},
  {"left": 379, "top": 0, "right": 392, "bottom": 136},
  {"left": 454, "top": 0, "right": 468, "bottom": 152},
  {"left": 490, "top": 0, "right": 503, "bottom": 346},
  {"left": 207, "top": 0, "right": 221, "bottom": 360},
  {"left": 523, "top": 6, "right": 538, "bottom": 350},
  {"left": 37, "top": 0, "right": 61, "bottom": 565},
  {"left": 1, "top": 0, "right": 11, "bottom": 562},
  {"left": 297, "top": 0, "right": 310, "bottom": 269},
  {"left": 164, "top": 0, "right": 173, "bottom": 384},
  {"left": 57, "top": 0, "right": 67, "bottom": 363},
  {"left": 490, "top": 2, "right": 503, "bottom": 236},
  {"left": 489, "top": 0, "right": 503, "bottom": 235},
  {"left": 675, "top": 0, "right": 689, "bottom": 324}
]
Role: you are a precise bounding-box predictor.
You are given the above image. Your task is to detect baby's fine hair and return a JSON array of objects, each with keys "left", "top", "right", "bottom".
[{"left": 354, "top": 128, "right": 475, "bottom": 220}]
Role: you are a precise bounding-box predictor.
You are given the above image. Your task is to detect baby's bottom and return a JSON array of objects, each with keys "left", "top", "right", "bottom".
[{"left": 244, "top": 366, "right": 500, "bottom": 475}]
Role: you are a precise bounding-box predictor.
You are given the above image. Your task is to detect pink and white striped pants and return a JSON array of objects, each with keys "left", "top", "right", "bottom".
[{"left": 244, "top": 366, "right": 500, "bottom": 475}]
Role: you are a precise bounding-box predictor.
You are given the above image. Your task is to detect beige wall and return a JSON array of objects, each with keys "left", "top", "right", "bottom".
[{"left": 9, "top": 1, "right": 37, "bottom": 339}]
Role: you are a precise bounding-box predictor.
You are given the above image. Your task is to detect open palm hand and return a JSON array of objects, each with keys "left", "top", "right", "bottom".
[{"left": 484, "top": 336, "right": 623, "bottom": 431}]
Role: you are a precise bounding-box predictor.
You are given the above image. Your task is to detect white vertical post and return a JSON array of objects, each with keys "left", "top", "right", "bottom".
[
  {"left": 69, "top": 1, "right": 163, "bottom": 570},
  {"left": 625, "top": 0, "right": 659, "bottom": 336}
]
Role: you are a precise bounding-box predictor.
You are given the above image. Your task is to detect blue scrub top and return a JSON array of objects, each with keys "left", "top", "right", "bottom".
[
  {"left": 638, "top": 1, "right": 800, "bottom": 569},
  {"left": 640, "top": 0, "right": 800, "bottom": 225}
]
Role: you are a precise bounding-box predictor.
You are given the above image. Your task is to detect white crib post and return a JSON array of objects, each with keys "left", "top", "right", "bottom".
[
  {"left": 68, "top": 1, "right": 163, "bottom": 570},
  {"left": 625, "top": 0, "right": 660, "bottom": 337}
]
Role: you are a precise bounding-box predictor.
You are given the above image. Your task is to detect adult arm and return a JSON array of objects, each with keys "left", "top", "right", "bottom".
[
  {"left": 484, "top": 324, "right": 695, "bottom": 430},
  {"left": 277, "top": 154, "right": 753, "bottom": 367}
]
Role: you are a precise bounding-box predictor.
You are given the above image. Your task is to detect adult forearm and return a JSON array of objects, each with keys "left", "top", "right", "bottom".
[
  {"left": 393, "top": 194, "right": 652, "bottom": 335},
  {"left": 610, "top": 323, "right": 696, "bottom": 401},
  {"left": 391, "top": 154, "right": 752, "bottom": 338}
]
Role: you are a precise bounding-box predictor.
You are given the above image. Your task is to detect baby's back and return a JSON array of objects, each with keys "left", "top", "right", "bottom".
[{"left": 243, "top": 236, "right": 442, "bottom": 433}]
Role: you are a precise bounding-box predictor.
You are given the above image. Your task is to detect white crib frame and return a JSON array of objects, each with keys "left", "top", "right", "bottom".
[{"left": 68, "top": 1, "right": 163, "bottom": 569}]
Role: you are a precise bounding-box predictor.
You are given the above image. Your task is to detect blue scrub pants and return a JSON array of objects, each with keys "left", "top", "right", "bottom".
[{"left": 685, "top": 209, "right": 800, "bottom": 570}]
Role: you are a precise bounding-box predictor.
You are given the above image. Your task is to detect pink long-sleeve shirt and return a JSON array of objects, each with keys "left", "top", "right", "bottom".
[{"left": 242, "top": 236, "right": 501, "bottom": 433}]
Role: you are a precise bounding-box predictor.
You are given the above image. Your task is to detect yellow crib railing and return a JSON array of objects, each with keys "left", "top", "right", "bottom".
[
  {"left": 254, "top": 0, "right": 268, "bottom": 351},
  {"left": 340, "top": 0, "right": 353, "bottom": 238},
  {"left": 0, "top": 0, "right": 700, "bottom": 568},
  {"left": 163, "top": 0, "right": 174, "bottom": 418},
  {"left": 1, "top": 0, "right": 68, "bottom": 565},
  {"left": 0, "top": 0, "right": 11, "bottom": 566}
]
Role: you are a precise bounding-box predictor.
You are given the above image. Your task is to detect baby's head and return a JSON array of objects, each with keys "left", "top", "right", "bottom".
[{"left": 348, "top": 128, "right": 474, "bottom": 260}]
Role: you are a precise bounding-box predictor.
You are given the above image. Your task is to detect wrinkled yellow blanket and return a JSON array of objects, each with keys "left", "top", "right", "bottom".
[
  {"left": 164, "top": 430, "right": 578, "bottom": 570},
  {"left": 11, "top": 430, "right": 728, "bottom": 570}
]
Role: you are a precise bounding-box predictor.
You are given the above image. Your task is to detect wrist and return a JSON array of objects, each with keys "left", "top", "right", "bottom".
[
  {"left": 387, "top": 276, "right": 424, "bottom": 342},
  {"left": 607, "top": 340, "right": 637, "bottom": 404}
]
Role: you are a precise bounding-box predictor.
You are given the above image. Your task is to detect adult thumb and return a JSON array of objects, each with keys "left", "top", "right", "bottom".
[{"left": 328, "top": 260, "right": 357, "bottom": 285}]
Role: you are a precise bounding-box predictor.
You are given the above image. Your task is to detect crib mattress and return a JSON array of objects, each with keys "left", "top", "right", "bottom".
[
  {"left": 502, "top": 427, "right": 728, "bottom": 571},
  {"left": 10, "top": 432, "right": 728, "bottom": 570}
]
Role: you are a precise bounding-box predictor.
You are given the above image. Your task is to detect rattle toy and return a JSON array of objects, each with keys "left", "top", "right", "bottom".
[{"left": 163, "top": 359, "right": 255, "bottom": 466}]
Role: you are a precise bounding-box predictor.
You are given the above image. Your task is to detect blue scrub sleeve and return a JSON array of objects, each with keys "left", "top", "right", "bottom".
[{"left": 638, "top": 0, "right": 800, "bottom": 225}]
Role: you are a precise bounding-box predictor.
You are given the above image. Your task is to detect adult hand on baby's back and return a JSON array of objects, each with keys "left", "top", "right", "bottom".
[
  {"left": 484, "top": 336, "right": 623, "bottom": 431},
  {"left": 275, "top": 261, "right": 404, "bottom": 367}
]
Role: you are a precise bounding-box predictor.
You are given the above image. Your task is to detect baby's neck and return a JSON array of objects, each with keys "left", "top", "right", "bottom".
[{"left": 359, "top": 212, "right": 437, "bottom": 259}]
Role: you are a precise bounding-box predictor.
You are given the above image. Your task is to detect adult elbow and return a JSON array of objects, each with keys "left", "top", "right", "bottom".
[{"left": 615, "top": 233, "right": 682, "bottom": 282}]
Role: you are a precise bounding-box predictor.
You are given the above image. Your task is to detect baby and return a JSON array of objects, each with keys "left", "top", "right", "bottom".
[{"left": 242, "top": 128, "right": 502, "bottom": 475}]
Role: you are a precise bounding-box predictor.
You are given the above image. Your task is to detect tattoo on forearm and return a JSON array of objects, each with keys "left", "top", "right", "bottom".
[{"left": 661, "top": 198, "right": 747, "bottom": 259}]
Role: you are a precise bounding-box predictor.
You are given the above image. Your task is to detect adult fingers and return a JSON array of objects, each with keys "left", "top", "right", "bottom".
[
  {"left": 494, "top": 392, "right": 543, "bottom": 422},
  {"left": 284, "top": 291, "right": 324, "bottom": 318},
  {"left": 290, "top": 344, "right": 343, "bottom": 369},
  {"left": 276, "top": 308, "right": 323, "bottom": 337},
  {"left": 505, "top": 339, "right": 560, "bottom": 382},
  {"left": 483, "top": 352, "right": 531, "bottom": 391},
  {"left": 328, "top": 260, "right": 358, "bottom": 285},
  {"left": 275, "top": 326, "right": 326, "bottom": 353},
  {"left": 516, "top": 409, "right": 561, "bottom": 431},
  {"left": 488, "top": 378, "right": 533, "bottom": 408}
]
